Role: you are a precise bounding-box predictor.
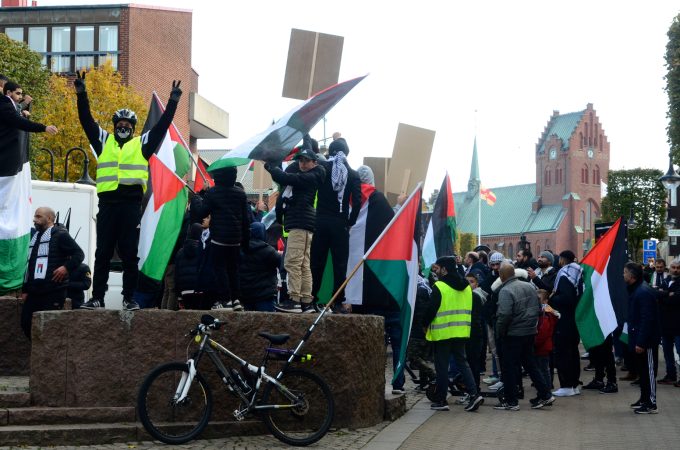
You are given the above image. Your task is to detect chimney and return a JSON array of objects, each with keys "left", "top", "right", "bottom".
[{"left": 2, "top": 0, "right": 29, "bottom": 6}]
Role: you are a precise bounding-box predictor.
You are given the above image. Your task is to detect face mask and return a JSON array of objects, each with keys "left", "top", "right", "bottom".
[{"left": 115, "top": 126, "right": 132, "bottom": 139}]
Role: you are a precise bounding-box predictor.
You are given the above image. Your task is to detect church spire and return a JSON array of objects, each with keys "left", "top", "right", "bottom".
[{"left": 467, "top": 137, "right": 481, "bottom": 200}]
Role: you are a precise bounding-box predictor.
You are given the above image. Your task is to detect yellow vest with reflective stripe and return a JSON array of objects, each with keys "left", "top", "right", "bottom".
[
  {"left": 96, "top": 135, "right": 148, "bottom": 194},
  {"left": 426, "top": 281, "right": 472, "bottom": 341}
]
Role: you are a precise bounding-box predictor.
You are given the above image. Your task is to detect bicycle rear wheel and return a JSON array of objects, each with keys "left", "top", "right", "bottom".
[
  {"left": 261, "top": 368, "right": 334, "bottom": 446},
  {"left": 137, "top": 362, "right": 212, "bottom": 444}
]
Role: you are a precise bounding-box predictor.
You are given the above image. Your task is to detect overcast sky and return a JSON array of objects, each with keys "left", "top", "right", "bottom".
[{"left": 37, "top": 0, "right": 680, "bottom": 196}]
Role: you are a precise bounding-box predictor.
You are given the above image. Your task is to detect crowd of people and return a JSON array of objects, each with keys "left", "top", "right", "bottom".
[
  {"left": 6, "top": 73, "right": 676, "bottom": 418},
  {"left": 407, "top": 248, "right": 675, "bottom": 415}
]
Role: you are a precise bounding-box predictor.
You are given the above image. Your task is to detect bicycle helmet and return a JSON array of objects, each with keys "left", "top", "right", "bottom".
[{"left": 112, "top": 108, "right": 138, "bottom": 127}]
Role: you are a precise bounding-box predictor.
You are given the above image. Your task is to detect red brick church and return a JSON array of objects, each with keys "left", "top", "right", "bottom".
[{"left": 454, "top": 103, "right": 610, "bottom": 258}]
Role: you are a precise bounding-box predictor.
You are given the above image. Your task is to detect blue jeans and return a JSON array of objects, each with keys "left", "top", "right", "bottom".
[{"left": 661, "top": 334, "right": 680, "bottom": 379}]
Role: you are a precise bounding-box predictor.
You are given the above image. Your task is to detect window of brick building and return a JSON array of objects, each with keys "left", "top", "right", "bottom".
[
  {"left": 581, "top": 165, "right": 589, "bottom": 184},
  {"left": 75, "top": 26, "right": 95, "bottom": 70},
  {"left": 51, "top": 26, "right": 71, "bottom": 73},
  {"left": 545, "top": 167, "right": 551, "bottom": 186},
  {"left": 5, "top": 27, "right": 23, "bottom": 42},
  {"left": 99, "top": 25, "right": 118, "bottom": 70},
  {"left": 593, "top": 165, "right": 600, "bottom": 185},
  {"left": 28, "top": 27, "right": 47, "bottom": 66}
]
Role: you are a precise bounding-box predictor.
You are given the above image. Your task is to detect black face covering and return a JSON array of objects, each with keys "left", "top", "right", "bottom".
[{"left": 115, "top": 126, "right": 132, "bottom": 140}]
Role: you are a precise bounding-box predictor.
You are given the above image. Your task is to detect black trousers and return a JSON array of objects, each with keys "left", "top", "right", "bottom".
[
  {"left": 465, "top": 336, "right": 484, "bottom": 391},
  {"left": 433, "top": 338, "right": 478, "bottom": 402},
  {"left": 92, "top": 202, "right": 142, "bottom": 300},
  {"left": 590, "top": 335, "right": 617, "bottom": 383},
  {"left": 635, "top": 346, "right": 658, "bottom": 406},
  {"left": 212, "top": 244, "right": 241, "bottom": 302},
  {"left": 500, "top": 335, "right": 551, "bottom": 404},
  {"left": 554, "top": 332, "right": 581, "bottom": 388},
  {"left": 21, "top": 290, "right": 66, "bottom": 340},
  {"left": 310, "top": 216, "right": 349, "bottom": 302}
]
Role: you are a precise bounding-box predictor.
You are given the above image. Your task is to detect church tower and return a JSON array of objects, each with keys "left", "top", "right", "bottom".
[
  {"left": 534, "top": 103, "right": 611, "bottom": 254},
  {"left": 466, "top": 137, "right": 481, "bottom": 201}
]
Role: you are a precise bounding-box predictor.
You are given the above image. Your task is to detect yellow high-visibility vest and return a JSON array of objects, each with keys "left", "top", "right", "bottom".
[
  {"left": 96, "top": 135, "right": 148, "bottom": 194},
  {"left": 426, "top": 281, "right": 472, "bottom": 341}
]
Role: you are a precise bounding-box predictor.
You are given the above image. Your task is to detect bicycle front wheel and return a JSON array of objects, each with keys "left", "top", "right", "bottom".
[
  {"left": 261, "top": 368, "right": 334, "bottom": 447},
  {"left": 137, "top": 362, "right": 212, "bottom": 445}
]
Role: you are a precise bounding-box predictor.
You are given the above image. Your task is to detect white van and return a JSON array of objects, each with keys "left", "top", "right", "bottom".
[{"left": 31, "top": 180, "right": 124, "bottom": 310}]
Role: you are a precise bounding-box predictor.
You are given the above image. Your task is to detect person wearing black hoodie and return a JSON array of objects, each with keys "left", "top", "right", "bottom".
[
  {"left": 624, "top": 262, "right": 661, "bottom": 414},
  {"left": 309, "top": 137, "right": 361, "bottom": 311},
  {"left": 74, "top": 71, "right": 182, "bottom": 311},
  {"left": 174, "top": 223, "right": 204, "bottom": 309},
  {"left": 424, "top": 256, "right": 484, "bottom": 412},
  {"left": 240, "top": 222, "right": 281, "bottom": 312},
  {"left": 190, "top": 166, "right": 250, "bottom": 310}
]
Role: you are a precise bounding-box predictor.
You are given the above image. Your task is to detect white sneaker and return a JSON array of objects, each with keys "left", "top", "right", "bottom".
[
  {"left": 573, "top": 386, "right": 581, "bottom": 395},
  {"left": 489, "top": 381, "right": 504, "bottom": 391},
  {"left": 455, "top": 393, "right": 470, "bottom": 404},
  {"left": 552, "top": 387, "right": 577, "bottom": 397},
  {"left": 483, "top": 376, "right": 500, "bottom": 385}
]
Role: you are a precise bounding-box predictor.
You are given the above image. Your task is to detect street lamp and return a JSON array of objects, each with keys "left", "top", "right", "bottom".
[
  {"left": 659, "top": 153, "right": 680, "bottom": 232},
  {"left": 627, "top": 206, "right": 637, "bottom": 230}
]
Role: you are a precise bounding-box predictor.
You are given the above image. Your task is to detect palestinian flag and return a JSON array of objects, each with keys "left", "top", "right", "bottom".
[
  {"left": 422, "top": 173, "right": 456, "bottom": 276},
  {"left": 575, "top": 217, "right": 628, "bottom": 349},
  {"left": 364, "top": 183, "right": 422, "bottom": 382},
  {"left": 193, "top": 157, "right": 214, "bottom": 192},
  {"left": 345, "top": 184, "right": 396, "bottom": 305},
  {"left": 0, "top": 153, "right": 32, "bottom": 294},
  {"left": 137, "top": 93, "right": 190, "bottom": 282}
]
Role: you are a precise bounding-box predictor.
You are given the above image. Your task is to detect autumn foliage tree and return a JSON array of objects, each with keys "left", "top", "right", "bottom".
[
  {"left": 0, "top": 33, "right": 50, "bottom": 101},
  {"left": 31, "top": 62, "right": 148, "bottom": 182}
]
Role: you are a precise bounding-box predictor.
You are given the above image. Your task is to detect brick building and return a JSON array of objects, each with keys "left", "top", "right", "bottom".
[
  {"left": 454, "top": 103, "right": 611, "bottom": 258},
  {"left": 0, "top": 0, "right": 228, "bottom": 152}
]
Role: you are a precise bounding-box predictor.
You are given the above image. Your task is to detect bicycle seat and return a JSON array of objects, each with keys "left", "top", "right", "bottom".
[{"left": 258, "top": 332, "right": 290, "bottom": 345}]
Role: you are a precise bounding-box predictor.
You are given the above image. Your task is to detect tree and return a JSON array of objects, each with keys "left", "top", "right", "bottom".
[
  {"left": 600, "top": 168, "right": 666, "bottom": 261},
  {"left": 455, "top": 232, "right": 477, "bottom": 256},
  {"left": 0, "top": 33, "right": 50, "bottom": 102},
  {"left": 666, "top": 13, "right": 680, "bottom": 162},
  {"left": 31, "top": 62, "right": 148, "bottom": 182}
]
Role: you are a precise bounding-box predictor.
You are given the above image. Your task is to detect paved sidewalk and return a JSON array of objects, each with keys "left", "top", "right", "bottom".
[{"left": 398, "top": 377, "right": 680, "bottom": 450}]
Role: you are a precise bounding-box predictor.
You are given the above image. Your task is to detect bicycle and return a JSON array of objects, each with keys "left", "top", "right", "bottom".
[{"left": 137, "top": 314, "right": 334, "bottom": 446}]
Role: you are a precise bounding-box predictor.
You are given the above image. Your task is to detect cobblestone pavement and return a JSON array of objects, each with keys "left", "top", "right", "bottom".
[{"left": 0, "top": 351, "right": 425, "bottom": 450}]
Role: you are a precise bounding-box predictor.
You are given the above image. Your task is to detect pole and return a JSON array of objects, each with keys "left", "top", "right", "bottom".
[{"left": 478, "top": 187, "right": 481, "bottom": 246}]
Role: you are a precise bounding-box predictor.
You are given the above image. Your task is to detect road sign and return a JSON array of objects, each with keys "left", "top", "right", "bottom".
[
  {"left": 643, "top": 250, "right": 656, "bottom": 264},
  {"left": 643, "top": 240, "right": 657, "bottom": 251},
  {"left": 668, "top": 229, "right": 680, "bottom": 237}
]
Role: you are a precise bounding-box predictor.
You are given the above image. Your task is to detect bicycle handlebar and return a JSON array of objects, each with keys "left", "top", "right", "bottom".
[{"left": 189, "top": 314, "right": 222, "bottom": 336}]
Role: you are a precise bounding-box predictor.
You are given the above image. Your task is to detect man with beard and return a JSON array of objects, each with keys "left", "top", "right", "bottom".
[
  {"left": 549, "top": 250, "right": 583, "bottom": 397},
  {"left": 515, "top": 249, "right": 538, "bottom": 270},
  {"left": 527, "top": 251, "right": 557, "bottom": 292},
  {"left": 22, "top": 207, "right": 84, "bottom": 339}
]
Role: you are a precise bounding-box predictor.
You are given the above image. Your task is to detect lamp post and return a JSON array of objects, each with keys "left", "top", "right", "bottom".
[{"left": 659, "top": 153, "right": 680, "bottom": 258}]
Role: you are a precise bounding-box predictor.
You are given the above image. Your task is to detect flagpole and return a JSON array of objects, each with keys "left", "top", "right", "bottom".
[
  {"left": 152, "top": 92, "right": 208, "bottom": 187},
  {"left": 240, "top": 162, "right": 250, "bottom": 184},
  {"left": 478, "top": 187, "right": 481, "bottom": 246},
  {"left": 320, "top": 181, "right": 423, "bottom": 313}
]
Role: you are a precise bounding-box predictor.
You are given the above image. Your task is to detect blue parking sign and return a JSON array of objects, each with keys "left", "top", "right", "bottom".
[
  {"left": 643, "top": 240, "right": 657, "bottom": 251},
  {"left": 643, "top": 250, "right": 656, "bottom": 264}
]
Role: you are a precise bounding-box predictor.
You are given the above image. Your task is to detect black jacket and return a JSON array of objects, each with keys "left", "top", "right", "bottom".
[
  {"left": 549, "top": 276, "right": 580, "bottom": 338},
  {"left": 24, "top": 225, "right": 84, "bottom": 294},
  {"left": 239, "top": 239, "right": 281, "bottom": 304},
  {"left": 67, "top": 263, "right": 92, "bottom": 303},
  {"left": 658, "top": 276, "right": 680, "bottom": 335},
  {"left": 175, "top": 238, "right": 202, "bottom": 293},
  {"left": 315, "top": 159, "right": 361, "bottom": 226},
  {"left": 410, "top": 281, "right": 433, "bottom": 340},
  {"left": 0, "top": 95, "right": 47, "bottom": 177},
  {"left": 530, "top": 267, "right": 557, "bottom": 292},
  {"left": 76, "top": 91, "right": 179, "bottom": 204},
  {"left": 627, "top": 279, "right": 661, "bottom": 349},
  {"left": 190, "top": 169, "right": 250, "bottom": 247},
  {"left": 268, "top": 162, "right": 325, "bottom": 232}
]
